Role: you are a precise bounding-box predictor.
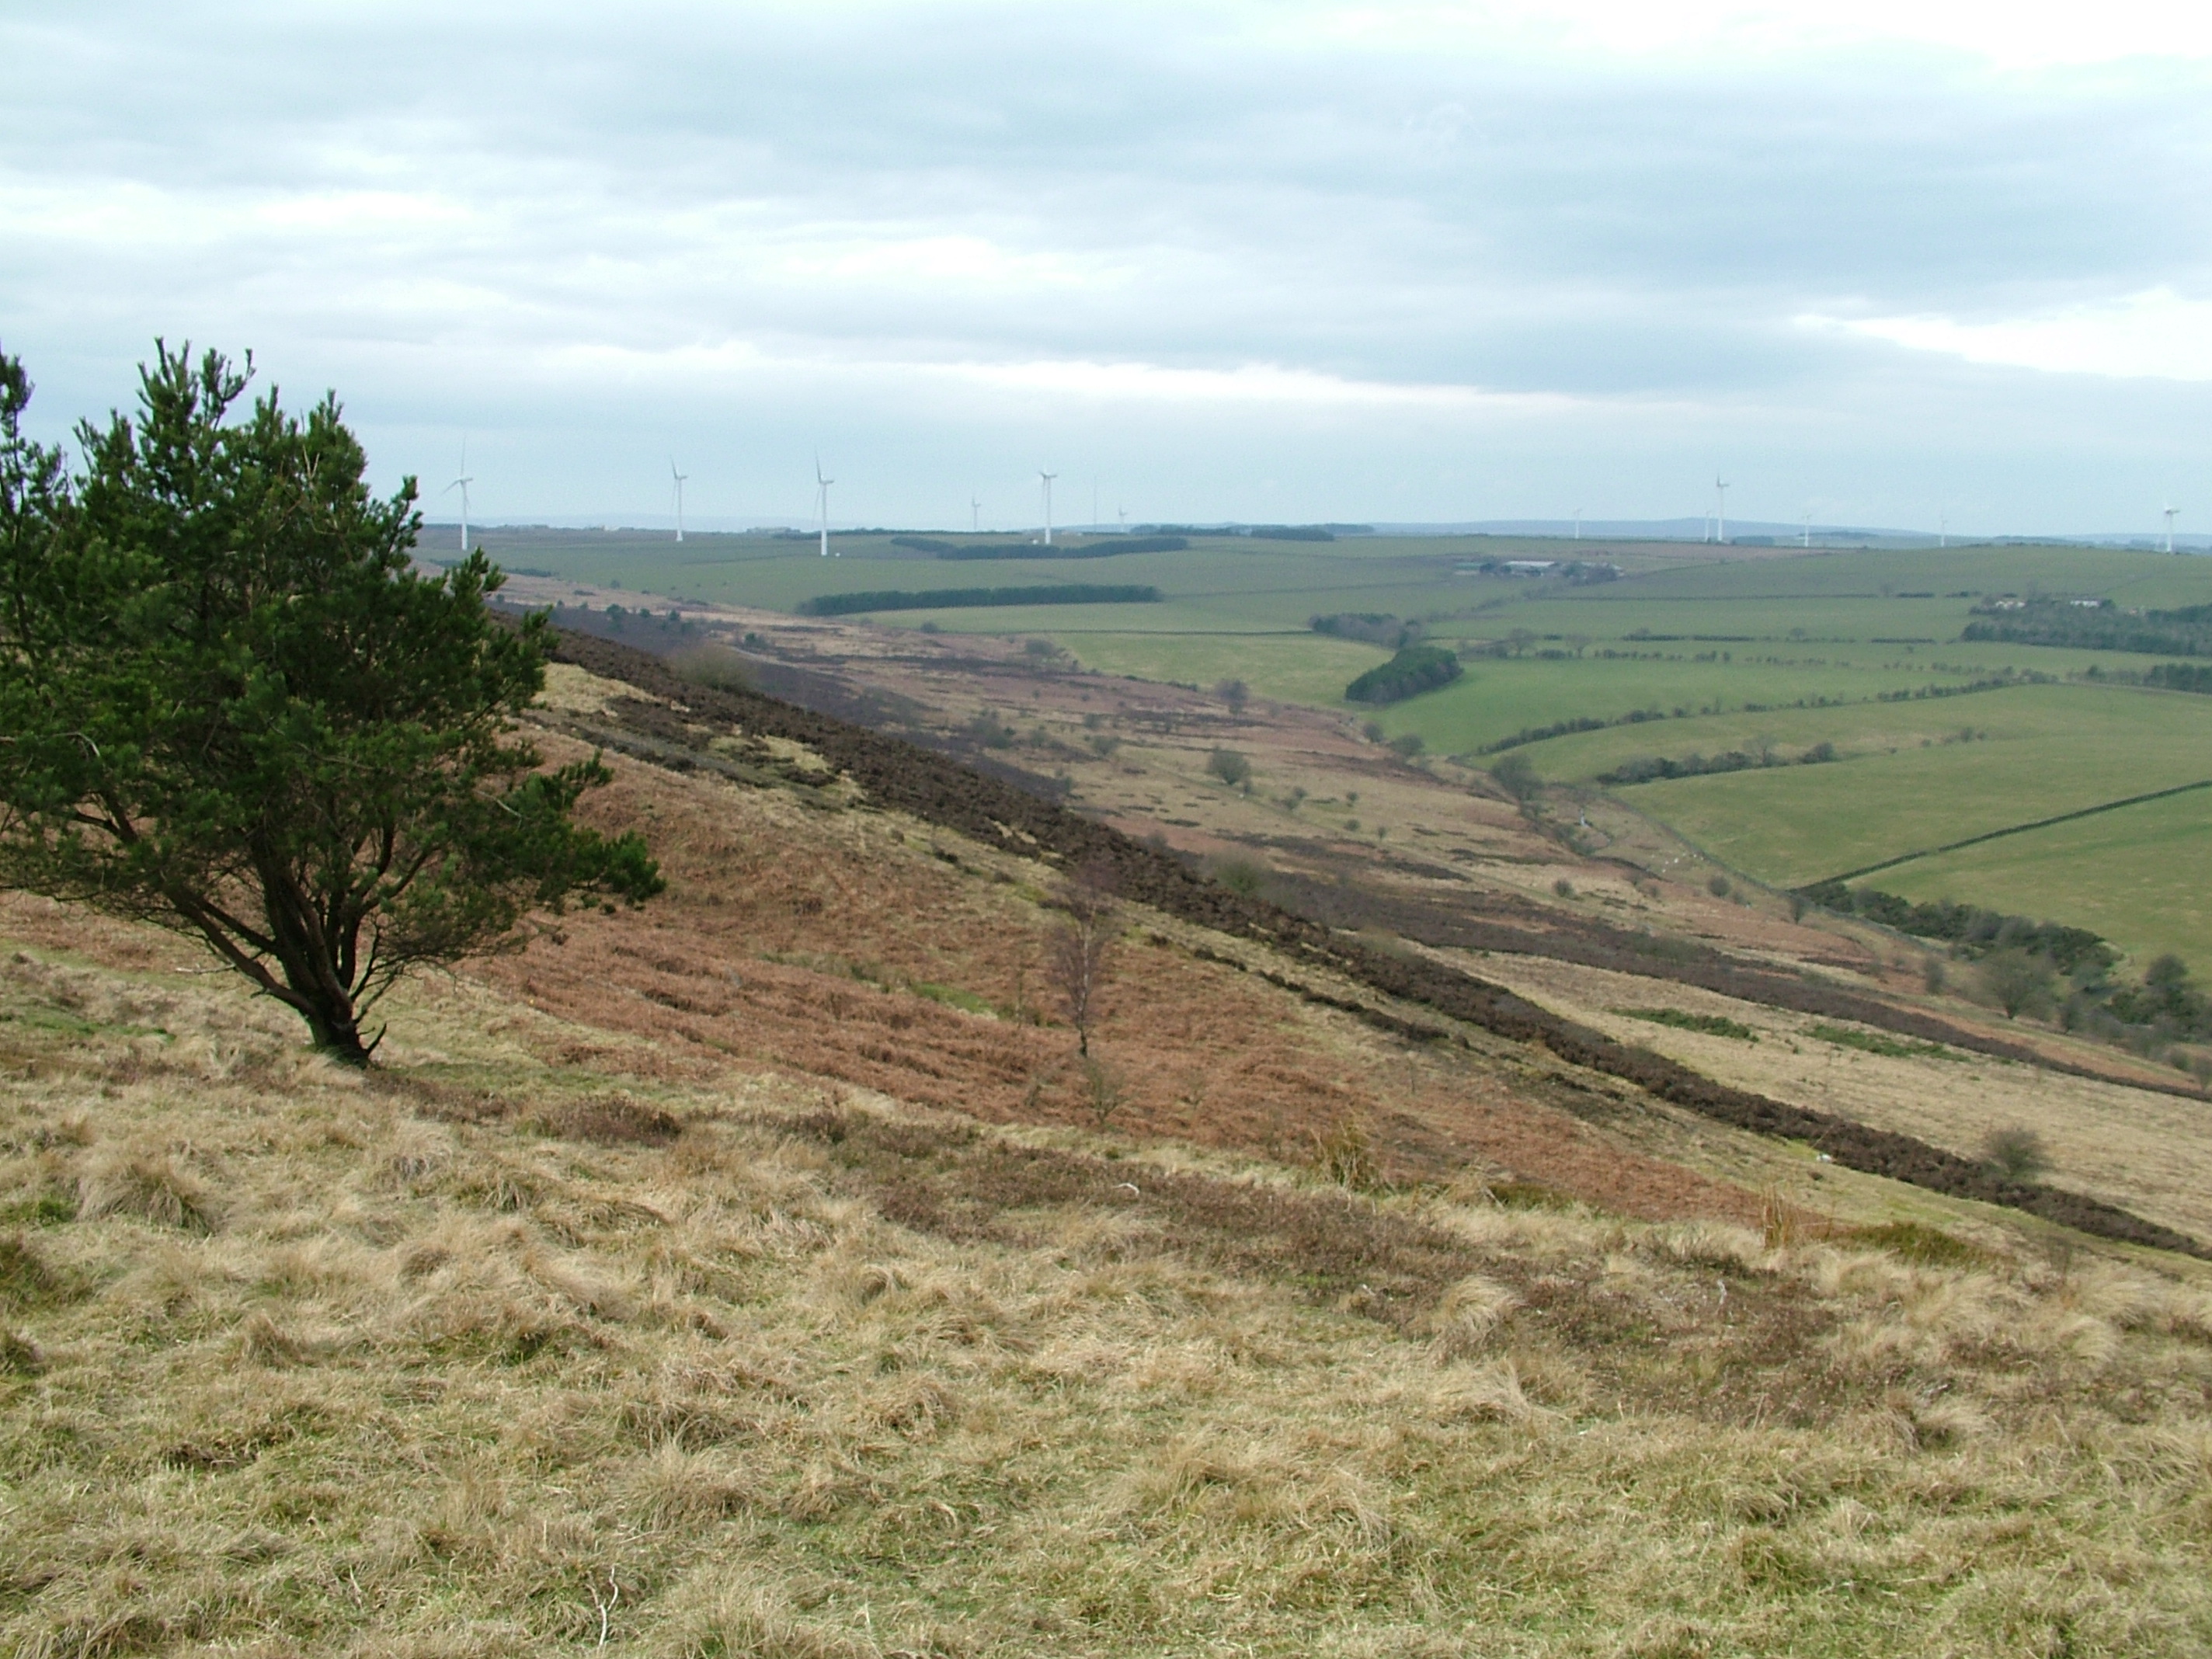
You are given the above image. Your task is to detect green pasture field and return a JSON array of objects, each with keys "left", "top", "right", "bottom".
[
  {"left": 1049, "top": 631, "right": 1389, "bottom": 706},
  {"left": 1462, "top": 680, "right": 2207, "bottom": 783},
  {"left": 1876, "top": 787, "right": 2212, "bottom": 976},
  {"left": 1592, "top": 683, "right": 2212, "bottom": 888},
  {"left": 1358, "top": 653, "right": 2070, "bottom": 756}
]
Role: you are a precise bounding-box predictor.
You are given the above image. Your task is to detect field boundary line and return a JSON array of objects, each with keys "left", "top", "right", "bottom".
[{"left": 1816, "top": 777, "right": 2212, "bottom": 886}]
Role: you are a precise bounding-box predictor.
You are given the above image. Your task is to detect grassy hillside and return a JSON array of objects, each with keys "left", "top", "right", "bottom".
[{"left": 7, "top": 809, "right": 2212, "bottom": 1657}]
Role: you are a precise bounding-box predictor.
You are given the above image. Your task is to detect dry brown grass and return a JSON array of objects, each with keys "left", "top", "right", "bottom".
[
  {"left": 2, "top": 896, "right": 2211, "bottom": 1656},
  {"left": 1462, "top": 946, "right": 2212, "bottom": 1244},
  {"left": 476, "top": 741, "right": 1779, "bottom": 1227}
]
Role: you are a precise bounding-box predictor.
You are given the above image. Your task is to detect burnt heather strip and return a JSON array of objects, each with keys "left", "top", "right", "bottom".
[{"left": 546, "top": 630, "right": 2207, "bottom": 1259}]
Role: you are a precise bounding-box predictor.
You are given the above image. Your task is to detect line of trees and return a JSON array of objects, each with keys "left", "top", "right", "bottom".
[
  {"left": 1800, "top": 880, "right": 2210, "bottom": 1053},
  {"left": 1312, "top": 612, "right": 1421, "bottom": 649},
  {"left": 799, "top": 583, "right": 1160, "bottom": 616},
  {"left": 1599, "top": 741, "right": 1837, "bottom": 786},
  {"left": 1963, "top": 598, "right": 2212, "bottom": 656},
  {"left": 1799, "top": 883, "right": 2114, "bottom": 975}
]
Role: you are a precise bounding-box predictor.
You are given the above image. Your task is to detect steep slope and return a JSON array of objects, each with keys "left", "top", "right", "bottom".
[
  {"left": 6, "top": 875, "right": 2212, "bottom": 1654},
  {"left": 538, "top": 631, "right": 2205, "bottom": 1256}
]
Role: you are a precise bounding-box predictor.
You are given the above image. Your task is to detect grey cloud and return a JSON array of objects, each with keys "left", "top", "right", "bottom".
[{"left": 4, "top": 2, "right": 2210, "bottom": 530}]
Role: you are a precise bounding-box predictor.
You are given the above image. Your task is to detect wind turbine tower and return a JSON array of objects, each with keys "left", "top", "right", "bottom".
[
  {"left": 1939, "top": 513, "right": 1947, "bottom": 549},
  {"left": 1038, "top": 471, "right": 1058, "bottom": 545},
  {"left": 972, "top": 495, "right": 982, "bottom": 534},
  {"left": 443, "top": 442, "right": 474, "bottom": 554},
  {"left": 815, "top": 458, "right": 835, "bottom": 557},
  {"left": 2165, "top": 505, "right": 2181, "bottom": 553},
  {"left": 1572, "top": 506, "right": 1582, "bottom": 541},
  {"left": 1801, "top": 510, "right": 1811, "bottom": 548},
  {"left": 1714, "top": 477, "right": 1730, "bottom": 545},
  {"left": 670, "top": 460, "right": 687, "bottom": 543}
]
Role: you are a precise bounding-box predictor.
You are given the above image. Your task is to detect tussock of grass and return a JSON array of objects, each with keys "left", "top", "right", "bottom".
[
  {"left": 1845, "top": 1220, "right": 1992, "bottom": 1268},
  {"left": 3, "top": 924, "right": 2212, "bottom": 1654}
]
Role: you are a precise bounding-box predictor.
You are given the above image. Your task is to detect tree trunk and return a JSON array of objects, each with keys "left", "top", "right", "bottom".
[{"left": 301, "top": 1000, "right": 373, "bottom": 1066}]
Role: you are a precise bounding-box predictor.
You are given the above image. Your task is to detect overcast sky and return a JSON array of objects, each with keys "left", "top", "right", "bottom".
[{"left": 5, "top": 1, "right": 2210, "bottom": 535}]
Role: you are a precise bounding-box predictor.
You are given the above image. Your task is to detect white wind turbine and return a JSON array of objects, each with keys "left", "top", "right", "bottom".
[
  {"left": 1572, "top": 506, "right": 1582, "bottom": 541},
  {"left": 1714, "top": 476, "right": 1730, "bottom": 544},
  {"left": 443, "top": 442, "right": 474, "bottom": 554},
  {"left": 1939, "top": 511, "right": 1948, "bottom": 548},
  {"left": 2165, "top": 504, "right": 2181, "bottom": 553},
  {"left": 1118, "top": 506, "right": 1128, "bottom": 533},
  {"left": 670, "top": 460, "right": 688, "bottom": 543},
  {"left": 1801, "top": 510, "right": 1811, "bottom": 548},
  {"left": 1038, "top": 470, "right": 1058, "bottom": 544},
  {"left": 971, "top": 494, "right": 982, "bottom": 534},
  {"left": 816, "top": 457, "right": 835, "bottom": 557}
]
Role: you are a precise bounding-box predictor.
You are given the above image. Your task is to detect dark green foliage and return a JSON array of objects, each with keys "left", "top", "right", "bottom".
[
  {"left": 1616, "top": 1007, "right": 1758, "bottom": 1042},
  {"left": 0, "top": 344, "right": 662, "bottom": 1064},
  {"left": 1343, "top": 643, "right": 1462, "bottom": 705},
  {"left": 1706, "top": 875, "right": 1733, "bottom": 898},
  {"left": 1479, "top": 709, "right": 1662, "bottom": 754},
  {"left": 1490, "top": 752, "right": 1541, "bottom": 800},
  {"left": 798, "top": 583, "right": 1160, "bottom": 615},
  {"left": 1807, "top": 1024, "right": 1960, "bottom": 1060},
  {"left": 2145, "top": 661, "right": 2212, "bottom": 694},
  {"left": 1961, "top": 597, "right": 2212, "bottom": 656},
  {"left": 1601, "top": 742, "right": 1838, "bottom": 785},
  {"left": 1205, "top": 749, "right": 1251, "bottom": 787},
  {"left": 1848, "top": 1221, "right": 1990, "bottom": 1267},
  {"left": 1212, "top": 857, "right": 1266, "bottom": 896},
  {"left": 1798, "top": 883, "right": 2116, "bottom": 976},
  {"left": 1311, "top": 613, "right": 1419, "bottom": 648},
  {"left": 1388, "top": 732, "right": 1424, "bottom": 759},
  {"left": 2106, "top": 955, "right": 2209, "bottom": 1031}
]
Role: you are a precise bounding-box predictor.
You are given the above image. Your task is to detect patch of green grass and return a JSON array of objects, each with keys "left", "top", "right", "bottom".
[
  {"left": 1845, "top": 1220, "right": 1993, "bottom": 1268},
  {"left": 1616, "top": 1007, "right": 1759, "bottom": 1041},
  {"left": 1486, "top": 1178, "right": 1581, "bottom": 1210},
  {"left": 0, "top": 1191, "right": 76, "bottom": 1228},
  {"left": 909, "top": 981, "right": 998, "bottom": 1017},
  {"left": 1807, "top": 1024, "right": 1961, "bottom": 1061}
]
